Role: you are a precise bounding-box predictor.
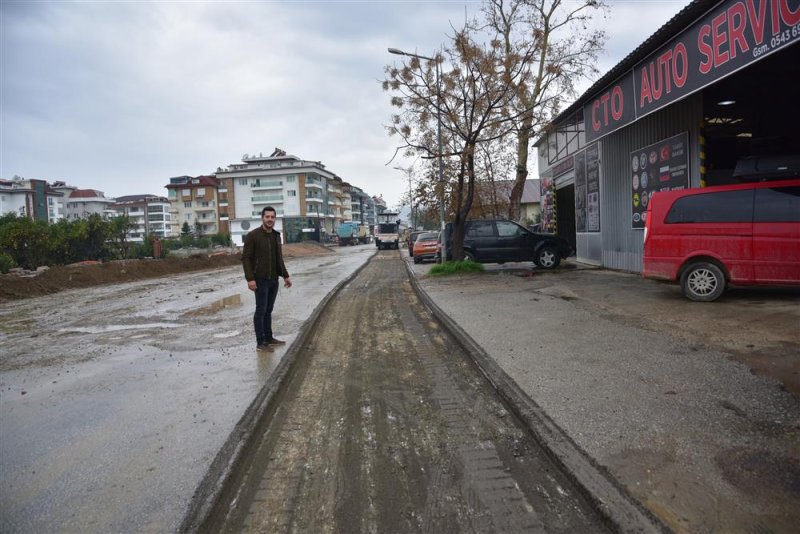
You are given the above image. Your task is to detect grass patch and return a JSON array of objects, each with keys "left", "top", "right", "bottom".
[{"left": 428, "top": 260, "right": 485, "bottom": 276}]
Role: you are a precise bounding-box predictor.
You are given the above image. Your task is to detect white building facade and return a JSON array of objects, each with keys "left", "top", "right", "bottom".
[
  {"left": 65, "top": 189, "right": 116, "bottom": 220},
  {"left": 111, "top": 195, "right": 172, "bottom": 241},
  {"left": 218, "top": 151, "right": 342, "bottom": 246}
]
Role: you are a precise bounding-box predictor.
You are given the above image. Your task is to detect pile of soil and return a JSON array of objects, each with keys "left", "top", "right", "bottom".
[{"left": 0, "top": 242, "right": 333, "bottom": 303}]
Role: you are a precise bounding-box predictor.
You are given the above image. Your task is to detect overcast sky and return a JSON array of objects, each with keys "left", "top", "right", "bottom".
[{"left": 1, "top": 0, "right": 690, "bottom": 209}]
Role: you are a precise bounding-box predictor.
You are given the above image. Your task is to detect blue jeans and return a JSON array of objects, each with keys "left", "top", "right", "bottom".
[{"left": 253, "top": 278, "right": 279, "bottom": 345}]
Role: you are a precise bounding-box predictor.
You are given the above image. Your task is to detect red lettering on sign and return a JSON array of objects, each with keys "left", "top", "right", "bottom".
[
  {"left": 592, "top": 100, "right": 601, "bottom": 132},
  {"left": 600, "top": 92, "right": 611, "bottom": 125},
  {"left": 591, "top": 84, "right": 626, "bottom": 130},
  {"left": 728, "top": 2, "right": 750, "bottom": 59},
  {"left": 611, "top": 86, "right": 624, "bottom": 120},
  {"left": 592, "top": 100, "right": 601, "bottom": 131},
  {"left": 747, "top": 0, "right": 768, "bottom": 44},
  {"left": 698, "top": 25, "right": 713, "bottom": 74},
  {"left": 639, "top": 41, "right": 689, "bottom": 106},
  {"left": 673, "top": 43, "right": 688, "bottom": 87},
  {"left": 712, "top": 12, "right": 730, "bottom": 66},
  {"left": 640, "top": 67, "right": 652, "bottom": 107},
  {"left": 662, "top": 50, "right": 674, "bottom": 93},
  {"left": 779, "top": 0, "right": 800, "bottom": 26}
]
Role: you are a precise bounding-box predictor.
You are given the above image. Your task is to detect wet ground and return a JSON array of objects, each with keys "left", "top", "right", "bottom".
[
  {"left": 3, "top": 245, "right": 798, "bottom": 533},
  {"left": 0, "top": 246, "right": 375, "bottom": 533},
  {"left": 194, "top": 250, "right": 613, "bottom": 533},
  {"left": 409, "top": 257, "right": 800, "bottom": 533}
]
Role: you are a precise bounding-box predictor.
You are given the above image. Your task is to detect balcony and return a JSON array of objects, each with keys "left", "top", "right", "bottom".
[
  {"left": 305, "top": 197, "right": 324, "bottom": 204},
  {"left": 252, "top": 195, "right": 284, "bottom": 205},
  {"left": 305, "top": 180, "right": 324, "bottom": 190},
  {"left": 251, "top": 181, "right": 283, "bottom": 190},
  {"left": 195, "top": 205, "right": 216, "bottom": 212},
  {"left": 251, "top": 209, "right": 284, "bottom": 217}
]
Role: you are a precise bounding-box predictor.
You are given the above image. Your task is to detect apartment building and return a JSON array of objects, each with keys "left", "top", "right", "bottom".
[
  {"left": 0, "top": 177, "right": 68, "bottom": 222},
  {"left": 349, "top": 185, "right": 376, "bottom": 226},
  {"left": 373, "top": 195, "right": 388, "bottom": 216},
  {"left": 64, "top": 189, "right": 116, "bottom": 220},
  {"left": 217, "top": 149, "right": 347, "bottom": 245},
  {"left": 1, "top": 179, "right": 34, "bottom": 218},
  {"left": 111, "top": 195, "right": 172, "bottom": 241},
  {"left": 49, "top": 182, "right": 77, "bottom": 222},
  {"left": 165, "top": 176, "right": 220, "bottom": 236}
]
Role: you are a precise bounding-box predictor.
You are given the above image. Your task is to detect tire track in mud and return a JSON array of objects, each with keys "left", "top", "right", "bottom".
[{"left": 198, "top": 251, "right": 610, "bottom": 533}]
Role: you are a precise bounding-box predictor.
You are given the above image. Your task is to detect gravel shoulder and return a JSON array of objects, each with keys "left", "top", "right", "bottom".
[{"left": 409, "top": 256, "right": 800, "bottom": 533}]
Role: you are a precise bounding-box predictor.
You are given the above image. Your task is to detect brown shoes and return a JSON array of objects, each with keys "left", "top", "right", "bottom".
[
  {"left": 267, "top": 338, "right": 287, "bottom": 346},
  {"left": 256, "top": 343, "right": 274, "bottom": 352}
]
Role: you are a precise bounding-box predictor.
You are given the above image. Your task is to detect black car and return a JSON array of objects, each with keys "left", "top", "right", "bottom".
[{"left": 438, "top": 219, "right": 571, "bottom": 269}]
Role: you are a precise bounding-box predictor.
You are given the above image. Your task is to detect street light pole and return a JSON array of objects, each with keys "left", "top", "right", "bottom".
[{"left": 388, "top": 47, "right": 446, "bottom": 262}]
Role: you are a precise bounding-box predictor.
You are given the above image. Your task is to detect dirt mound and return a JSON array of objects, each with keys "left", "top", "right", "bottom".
[{"left": 0, "top": 243, "right": 333, "bottom": 303}]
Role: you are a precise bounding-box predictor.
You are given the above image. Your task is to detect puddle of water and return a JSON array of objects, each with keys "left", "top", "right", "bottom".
[
  {"left": 213, "top": 330, "right": 242, "bottom": 339},
  {"left": 183, "top": 294, "right": 243, "bottom": 317},
  {"left": 58, "top": 323, "right": 181, "bottom": 334}
]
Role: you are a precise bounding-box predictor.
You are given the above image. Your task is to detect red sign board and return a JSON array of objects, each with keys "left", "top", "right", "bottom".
[{"left": 585, "top": 0, "right": 800, "bottom": 141}]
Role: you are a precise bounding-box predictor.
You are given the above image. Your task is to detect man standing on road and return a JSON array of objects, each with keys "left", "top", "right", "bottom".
[{"left": 242, "top": 206, "right": 292, "bottom": 352}]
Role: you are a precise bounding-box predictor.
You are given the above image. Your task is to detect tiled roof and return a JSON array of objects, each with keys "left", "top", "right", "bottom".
[
  {"left": 114, "top": 194, "right": 169, "bottom": 203},
  {"left": 165, "top": 175, "right": 220, "bottom": 189}
]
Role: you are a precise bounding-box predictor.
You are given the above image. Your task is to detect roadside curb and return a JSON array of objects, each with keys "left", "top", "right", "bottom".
[
  {"left": 179, "top": 251, "right": 376, "bottom": 533},
  {"left": 404, "top": 260, "right": 669, "bottom": 534}
]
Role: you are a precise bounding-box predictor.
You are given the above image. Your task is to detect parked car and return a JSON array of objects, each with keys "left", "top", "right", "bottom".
[
  {"left": 407, "top": 230, "right": 426, "bottom": 256},
  {"left": 437, "top": 219, "right": 572, "bottom": 269},
  {"left": 412, "top": 232, "right": 439, "bottom": 263},
  {"left": 642, "top": 179, "right": 800, "bottom": 301}
]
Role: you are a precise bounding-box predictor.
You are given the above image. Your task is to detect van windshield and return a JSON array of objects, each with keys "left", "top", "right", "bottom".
[{"left": 378, "top": 223, "right": 397, "bottom": 233}]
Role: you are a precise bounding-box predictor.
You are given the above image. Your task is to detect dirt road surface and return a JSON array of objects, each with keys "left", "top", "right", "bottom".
[
  {"left": 410, "top": 259, "right": 800, "bottom": 533},
  {"left": 194, "top": 251, "right": 617, "bottom": 533},
  {"left": 0, "top": 246, "right": 374, "bottom": 533}
]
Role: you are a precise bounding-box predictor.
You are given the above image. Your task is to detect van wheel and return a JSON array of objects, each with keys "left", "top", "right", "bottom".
[
  {"left": 536, "top": 247, "right": 560, "bottom": 269},
  {"left": 680, "top": 262, "right": 725, "bottom": 302},
  {"left": 464, "top": 251, "right": 476, "bottom": 262}
]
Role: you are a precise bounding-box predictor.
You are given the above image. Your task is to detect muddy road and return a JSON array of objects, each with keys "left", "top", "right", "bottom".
[
  {"left": 0, "top": 246, "right": 375, "bottom": 533},
  {"left": 195, "top": 251, "right": 613, "bottom": 533}
]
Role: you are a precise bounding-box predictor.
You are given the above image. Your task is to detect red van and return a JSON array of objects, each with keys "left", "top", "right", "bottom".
[{"left": 642, "top": 179, "right": 800, "bottom": 301}]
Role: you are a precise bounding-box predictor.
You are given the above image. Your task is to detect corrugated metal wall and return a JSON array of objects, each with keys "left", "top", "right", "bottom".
[{"left": 599, "top": 92, "right": 703, "bottom": 272}]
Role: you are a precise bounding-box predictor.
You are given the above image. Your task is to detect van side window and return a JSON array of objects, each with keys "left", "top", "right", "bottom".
[
  {"left": 754, "top": 186, "right": 800, "bottom": 222},
  {"left": 466, "top": 221, "right": 495, "bottom": 238},
  {"left": 665, "top": 190, "right": 754, "bottom": 223}
]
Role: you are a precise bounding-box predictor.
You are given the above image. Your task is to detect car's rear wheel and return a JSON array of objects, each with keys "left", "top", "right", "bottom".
[
  {"left": 464, "top": 251, "right": 476, "bottom": 262},
  {"left": 535, "top": 246, "right": 560, "bottom": 269},
  {"left": 413, "top": 256, "right": 421, "bottom": 264},
  {"left": 680, "top": 261, "right": 725, "bottom": 301}
]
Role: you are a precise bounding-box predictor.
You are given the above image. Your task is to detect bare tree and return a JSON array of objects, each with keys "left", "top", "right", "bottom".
[
  {"left": 481, "top": 0, "right": 606, "bottom": 221},
  {"left": 471, "top": 138, "right": 516, "bottom": 219},
  {"left": 384, "top": 27, "right": 530, "bottom": 260}
]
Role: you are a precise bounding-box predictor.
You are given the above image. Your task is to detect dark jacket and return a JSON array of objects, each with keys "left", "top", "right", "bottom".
[{"left": 242, "top": 227, "right": 290, "bottom": 281}]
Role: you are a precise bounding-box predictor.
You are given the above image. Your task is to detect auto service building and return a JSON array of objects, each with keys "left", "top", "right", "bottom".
[{"left": 535, "top": 0, "right": 799, "bottom": 271}]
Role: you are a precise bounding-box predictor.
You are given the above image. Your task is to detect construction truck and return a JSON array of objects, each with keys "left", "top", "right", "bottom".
[
  {"left": 336, "top": 222, "right": 359, "bottom": 246},
  {"left": 357, "top": 224, "right": 371, "bottom": 244},
  {"left": 375, "top": 222, "right": 399, "bottom": 250}
]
